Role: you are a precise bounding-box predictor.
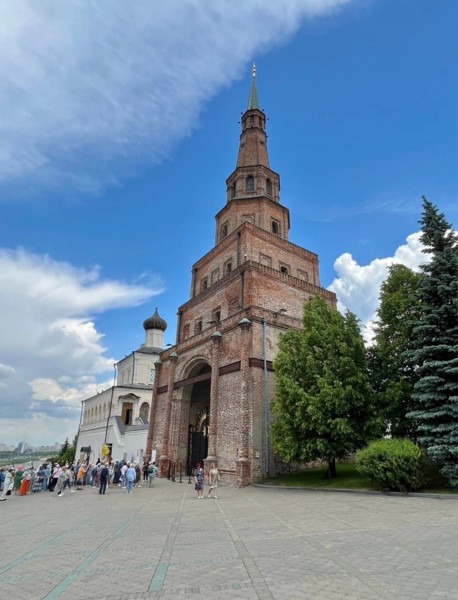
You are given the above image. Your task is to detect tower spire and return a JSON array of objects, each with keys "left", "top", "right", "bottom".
[{"left": 247, "top": 63, "right": 260, "bottom": 110}]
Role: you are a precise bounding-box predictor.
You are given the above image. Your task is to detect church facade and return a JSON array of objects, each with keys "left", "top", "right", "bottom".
[
  {"left": 145, "top": 69, "right": 336, "bottom": 486},
  {"left": 76, "top": 309, "right": 166, "bottom": 465}
]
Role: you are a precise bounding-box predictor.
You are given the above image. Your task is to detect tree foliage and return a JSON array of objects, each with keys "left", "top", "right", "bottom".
[
  {"left": 368, "top": 264, "right": 422, "bottom": 438},
  {"left": 272, "top": 295, "right": 382, "bottom": 477},
  {"left": 407, "top": 197, "right": 458, "bottom": 488}
]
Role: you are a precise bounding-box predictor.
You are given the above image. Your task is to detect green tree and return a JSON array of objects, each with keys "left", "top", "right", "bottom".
[
  {"left": 58, "top": 434, "right": 77, "bottom": 465},
  {"left": 369, "top": 264, "right": 422, "bottom": 438},
  {"left": 408, "top": 197, "right": 458, "bottom": 488},
  {"left": 272, "top": 295, "right": 382, "bottom": 478}
]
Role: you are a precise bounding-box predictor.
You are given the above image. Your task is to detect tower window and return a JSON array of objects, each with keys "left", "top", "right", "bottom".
[
  {"left": 271, "top": 220, "right": 280, "bottom": 235},
  {"left": 201, "top": 277, "right": 208, "bottom": 291},
  {"left": 195, "top": 319, "right": 203, "bottom": 334},
  {"left": 231, "top": 185, "right": 236, "bottom": 199},
  {"left": 221, "top": 222, "right": 228, "bottom": 240},
  {"left": 266, "top": 178, "right": 272, "bottom": 197},
  {"left": 224, "top": 259, "right": 232, "bottom": 274},
  {"left": 246, "top": 175, "right": 254, "bottom": 192},
  {"left": 279, "top": 262, "right": 290, "bottom": 275},
  {"left": 250, "top": 115, "right": 254, "bottom": 126},
  {"left": 213, "top": 309, "right": 221, "bottom": 324}
]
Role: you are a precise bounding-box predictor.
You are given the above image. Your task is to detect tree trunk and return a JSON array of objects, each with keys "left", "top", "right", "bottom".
[{"left": 327, "top": 459, "right": 337, "bottom": 479}]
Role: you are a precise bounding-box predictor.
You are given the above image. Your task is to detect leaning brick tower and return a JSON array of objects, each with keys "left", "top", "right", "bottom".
[{"left": 146, "top": 66, "right": 336, "bottom": 486}]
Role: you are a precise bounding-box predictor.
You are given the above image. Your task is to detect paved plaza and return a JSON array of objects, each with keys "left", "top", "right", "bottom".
[{"left": 1, "top": 478, "right": 457, "bottom": 600}]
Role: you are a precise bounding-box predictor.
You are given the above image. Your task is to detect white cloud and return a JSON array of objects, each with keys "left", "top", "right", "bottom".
[
  {"left": 0, "top": 248, "right": 162, "bottom": 444},
  {"left": 329, "top": 232, "right": 429, "bottom": 342},
  {"left": 0, "top": 0, "right": 352, "bottom": 195}
]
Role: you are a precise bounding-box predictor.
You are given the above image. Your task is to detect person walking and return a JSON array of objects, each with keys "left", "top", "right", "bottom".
[
  {"left": 194, "top": 463, "right": 205, "bottom": 499},
  {"left": 0, "top": 469, "right": 14, "bottom": 501},
  {"left": 207, "top": 463, "right": 221, "bottom": 499},
  {"left": 99, "top": 463, "right": 109, "bottom": 495},
  {"left": 56, "top": 466, "right": 70, "bottom": 497},
  {"left": 126, "top": 464, "right": 136, "bottom": 494}
]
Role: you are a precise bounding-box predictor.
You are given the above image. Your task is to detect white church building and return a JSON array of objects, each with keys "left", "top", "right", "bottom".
[{"left": 76, "top": 308, "right": 167, "bottom": 465}]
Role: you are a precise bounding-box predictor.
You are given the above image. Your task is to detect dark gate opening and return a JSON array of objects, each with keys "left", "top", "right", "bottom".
[{"left": 187, "top": 406, "right": 209, "bottom": 475}]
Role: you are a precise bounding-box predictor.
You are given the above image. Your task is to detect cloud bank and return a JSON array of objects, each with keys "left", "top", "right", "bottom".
[
  {"left": 0, "top": 0, "right": 351, "bottom": 195},
  {"left": 329, "top": 232, "right": 429, "bottom": 342},
  {"left": 0, "top": 248, "right": 162, "bottom": 445}
]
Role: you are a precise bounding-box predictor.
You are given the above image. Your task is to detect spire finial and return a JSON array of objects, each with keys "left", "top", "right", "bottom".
[{"left": 247, "top": 63, "right": 260, "bottom": 110}]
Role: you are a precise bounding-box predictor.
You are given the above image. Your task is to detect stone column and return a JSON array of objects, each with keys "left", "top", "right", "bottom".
[
  {"left": 144, "top": 359, "right": 162, "bottom": 462},
  {"left": 236, "top": 317, "right": 251, "bottom": 487},
  {"left": 205, "top": 331, "right": 222, "bottom": 469},
  {"left": 159, "top": 351, "right": 178, "bottom": 477}
]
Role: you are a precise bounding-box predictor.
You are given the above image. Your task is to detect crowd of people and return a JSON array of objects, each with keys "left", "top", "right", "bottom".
[
  {"left": 1, "top": 459, "right": 223, "bottom": 501},
  {"left": 0, "top": 458, "right": 159, "bottom": 501}
]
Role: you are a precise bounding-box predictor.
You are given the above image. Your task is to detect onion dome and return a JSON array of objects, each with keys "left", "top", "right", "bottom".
[{"left": 143, "top": 308, "right": 167, "bottom": 332}]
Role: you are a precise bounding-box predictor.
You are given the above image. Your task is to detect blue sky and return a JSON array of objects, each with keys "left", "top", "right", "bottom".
[{"left": 0, "top": 0, "right": 456, "bottom": 447}]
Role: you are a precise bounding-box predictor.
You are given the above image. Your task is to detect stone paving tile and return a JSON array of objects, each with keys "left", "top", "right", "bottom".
[{"left": 0, "top": 480, "right": 457, "bottom": 599}]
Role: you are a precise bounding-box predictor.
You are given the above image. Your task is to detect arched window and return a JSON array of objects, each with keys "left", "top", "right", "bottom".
[
  {"left": 221, "top": 222, "right": 228, "bottom": 240},
  {"left": 271, "top": 220, "right": 279, "bottom": 235},
  {"left": 246, "top": 176, "right": 254, "bottom": 193},
  {"left": 266, "top": 178, "right": 272, "bottom": 197},
  {"left": 139, "top": 402, "right": 149, "bottom": 423}
]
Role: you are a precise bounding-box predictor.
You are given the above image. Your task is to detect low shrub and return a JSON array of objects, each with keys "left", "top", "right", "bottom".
[{"left": 356, "top": 438, "right": 424, "bottom": 492}]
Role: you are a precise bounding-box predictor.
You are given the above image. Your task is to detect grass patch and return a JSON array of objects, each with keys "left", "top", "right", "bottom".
[{"left": 261, "top": 462, "right": 456, "bottom": 494}]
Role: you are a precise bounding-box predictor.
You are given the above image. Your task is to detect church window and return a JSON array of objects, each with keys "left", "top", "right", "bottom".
[
  {"left": 183, "top": 324, "right": 190, "bottom": 339},
  {"left": 231, "top": 185, "right": 236, "bottom": 199},
  {"left": 139, "top": 402, "right": 149, "bottom": 423},
  {"left": 148, "top": 367, "right": 155, "bottom": 382},
  {"left": 266, "top": 178, "right": 272, "bottom": 197},
  {"left": 225, "top": 259, "right": 232, "bottom": 274},
  {"left": 201, "top": 277, "right": 208, "bottom": 291},
  {"left": 220, "top": 222, "right": 228, "bottom": 240},
  {"left": 213, "top": 308, "right": 221, "bottom": 324},
  {"left": 250, "top": 115, "right": 254, "bottom": 126},
  {"left": 246, "top": 175, "right": 254, "bottom": 192},
  {"left": 195, "top": 319, "right": 203, "bottom": 334},
  {"left": 271, "top": 219, "right": 280, "bottom": 235}
]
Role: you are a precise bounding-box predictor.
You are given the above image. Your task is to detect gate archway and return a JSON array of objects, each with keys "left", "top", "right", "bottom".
[{"left": 184, "top": 363, "right": 211, "bottom": 474}]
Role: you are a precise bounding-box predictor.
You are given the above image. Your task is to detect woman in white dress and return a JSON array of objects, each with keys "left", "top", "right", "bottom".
[{"left": 207, "top": 463, "right": 220, "bottom": 499}]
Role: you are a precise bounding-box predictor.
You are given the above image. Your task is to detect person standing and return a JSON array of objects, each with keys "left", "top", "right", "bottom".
[
  {"left": 207, "top": 463, "right": 221, "bottom": 499},
  {"left": 126, "top": 464, "right": 136, "bottom": 494},
  {"left": 76, "top": 463, "right": 87, "bottom": 490},
  {"left": 99, "top": 463, "right": 109, "bottom": 495},
  {"left": 194, "top": 463, "right": 205, "bottom": 499},
  {"left": 13, "top": 466, "right": 23, "bottom": 494},
  {"left": 121, "top": 463, "right": 128, "bottom": 488},
  {"left": 0, "top": 469, "right": 14, "bottom": 501},
  {"left": 147, "top": 462, "right": 158, "bottom": 487}
]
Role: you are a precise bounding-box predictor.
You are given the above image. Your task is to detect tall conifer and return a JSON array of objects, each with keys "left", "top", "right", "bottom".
[{"left": 408, "top": 197, "right": 458, "bottom": 487}]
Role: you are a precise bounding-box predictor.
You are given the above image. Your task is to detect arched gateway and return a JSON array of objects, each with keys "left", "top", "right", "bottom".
[{"left": 145, "top": 68, "right": 336, "bottom": 486}]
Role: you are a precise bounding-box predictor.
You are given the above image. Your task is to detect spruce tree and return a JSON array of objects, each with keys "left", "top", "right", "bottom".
[{"left": 408, "top": 197, "right": 458, "bottom": 488}]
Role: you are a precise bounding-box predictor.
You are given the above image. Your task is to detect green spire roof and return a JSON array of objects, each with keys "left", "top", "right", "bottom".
[{"left": 247, "top": 63, "right": 260, "bottom": 110}]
